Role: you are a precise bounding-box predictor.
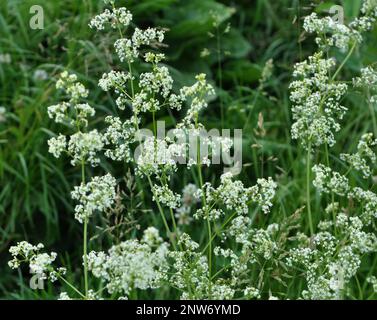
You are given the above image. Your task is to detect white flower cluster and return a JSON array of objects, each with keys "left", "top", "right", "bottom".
[
  {"left": 114, "top": 27, "right": 165, "bottom": 63},
  {"left": 68, "top": 130, "right": 104, "bottom": 167},
  {"left": 312, "top": 164, "right": 350, "bottom": 196},
  {"left": 47, "top": 102, "right": 69, "bottom": 124},
  {"left": 151, "top": 184, "right": 181, "bottom": 209},
  {"left": 47, "top": 72, "right": 101, "bottom": 166},
  {"left": 58, "top": 292, "right": 72, "bottom": 300},
  {"left": 56, "top": 71, "right": 89, "bottom": 103},
  {"left": 313, "top": 138, "right": 377, "bottom": 225},
  {"left": 102, "top": 116, "right": 135, "bottom": 161},
  {"left": 215, "top": 172, "right": 252, "bottom": 215},
  {"left": 304, "top": 2, "right": 377, "bottom": 52},
  {"left": 287, "top": 214, "right": 377, "bottom": 300},
  {"left": 178, "top": 74, "right": 216, "bottom": 128},
  {"left": 47, "top": 102, "right": 68, "bottom": 123},
  {"left": 340, "top": 133, "right": 377, "bottom": 178},
  {"left": 130, "top": 64, "right": 174, "bottom": 114},
  {"left": 313, "top": 163, "right": 377, "bottom": 226},
  {"left": 290, "top": 52, "right": 348, "bottom": 148},
  {"left": 49, "top": 130, "right": 104, "bottom": 166},
  {"left": 182, "top": 184, "right": 199, "bottom": 207},
  {"left": 349, "top": 187, "right": 377, "bottom": 225},
  {"left": 135, "top": 136, "right": 185, "bottom": 177},
  {"left": 8, "top": 241, "right": 66, "bottom": 282},
  {"left": 8, "top": 241, "right": 45, "bottom": 269},
  {"left": 169, "top": 233, "right": 212, "bottom": 299},
  {"left": 227, "top": 216, "right": 278, "bottom": 261},
  {"left": 361, "top": 0, "right": 377, "bottom": 18},
  {"left": 291, "top": 3, "right": 377, "bottom": 149},
  {"left": 71, "top": 174, "right": 117, "bottom": 223},
  {"left": 48, "top": 102, "right": 95, "bottom": 127},
  {"left": 87, "top": 228, "right": 169, "bottom": 297},
  {"left": 303, "top": 13, "right": 361, "bottom": 52},
  {"left": 175, "top": 184, "right": 200, "bottom": 226},
  {"left": 249, "top": 177, "right": 278, "bottom": 214},
  {"left": 48, "top": 134, "right": 67, "bottom": 158},
  {"left": 244, "top": 286, "right": 261, "bottom": 299},
  {"left": 74, "top": 103, "right": 96, "bottom": 127},
  {"left": 202, "top": 218, "right": 280, "bottom": 298},
  {"left": 139, "top": 65, "right": 173, "bottom": 100},
  {"left": 89, "top": 7, "right": 132, "bottom": 30},
  {"left": 195, "top": 172, "right": 276, "bottom": 219},
  {"left": 99, "top": 71, "right": 131, "bottom": 94},
  {"left": 354, "top": 66, "right": 377, "bottom": 87},
  {"left": 354, "top": 66, "right": 377, "bottom": 104},
  {"left": 367, "top": 276, "right": 377, "bottom": 293}
]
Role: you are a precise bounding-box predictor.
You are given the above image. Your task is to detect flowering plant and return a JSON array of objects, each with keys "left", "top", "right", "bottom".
[{"left": 7, "top": 0, "right": 377, "bottom": 300}]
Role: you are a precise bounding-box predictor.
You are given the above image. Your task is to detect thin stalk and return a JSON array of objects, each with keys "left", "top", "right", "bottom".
[
  {"left": 324, "top": 144, "right": 337, "bottom": 230},
  {"left": 197, "top": 163, "right": 212, "bottom": 275},
  {"left": 149, "top": 101, "right": 177, "bottom": 249},
  {"left": 161, "top": 172, "right": 181, "bottom": 247},
  {"left": 331, "top": 42, "right": 357, "bottom": 81},
  {"left": 58, "top": 274, "right": 86, "bottom": 299},
  {"left": 216, "top": 25, "right": 224, "bottom": 129},
  {"left": 201, "top": 211, "right": 238, "bottom": 255},
  {"left": 128, "top": 62, "right": 135, "bottom": 99},
  {"left": 152, "top": 110, "right": 157, "bottom": 137},
  {"left": 81, "top": 161, "right": 88, "bottom": 298},
  {"left": 83, "top": 217, "right": 88, "bottom": 297},
  {"left": 367, "top": 88, "right": 377, "bottom": 136},
  {"left": 243, "top": 90, "right": 261, "bottom": 132},
  {"left": 147, "top": 175, "right": 177, "bottom": 251},
  {"left": 195, "top": 114, "right": 212, "bottom": 297},
  {"left": 306, "top": 143, "right": 314, "bottom": 236}
]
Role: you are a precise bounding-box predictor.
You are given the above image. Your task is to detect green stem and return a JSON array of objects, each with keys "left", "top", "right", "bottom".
[
  {"left": 243, "top": 90, "right": 261, "bottom": 132},
  {"left": 147, "top": 175, "right": 177, "bottom": 250},
  {"left": 324, "top": 144, "right": 337, "bottom": 230},
  {"left": 58, "top": 274, "right": 86, "bottom": 300},
  {"left": 81, "top": 161, "right": 88, "bottom": 298},
  {"left": 306, "top": 144, "right": 314, "bottom": 236},
  {"left": 83, "top": 217, "right": 88, "bottom": 297},
  {"left": 195, "top": 114, "right": 212, "bottom": 297},
  {"left": 128, "top": 62, "right": 135, "bottom": 99},
  {"left": 161, "top": 172, "right": 181, "bottom": 247},
  {"left": 200, "top": 211, "right": 238, "bottom": 255},
  {"left": 216, "top": 25, "right": 224, "bottom": 129},
  {"left": 331, "top": 42, "right": 357, "bottom": 81},
  {"left": 367, "top": 88, "right": 377, "bottom": 137}
]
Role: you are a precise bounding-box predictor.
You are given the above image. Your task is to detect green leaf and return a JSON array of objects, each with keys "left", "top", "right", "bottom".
[
  {"left": 223, "top": 60, "right": 261, "bottom": 85},
  {"left": 166, "top": 0, "right": 235, "bottom": 38}
]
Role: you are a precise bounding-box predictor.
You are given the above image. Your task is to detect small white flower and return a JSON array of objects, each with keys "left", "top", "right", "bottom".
[
  {"left": 48, "top": 134, "right": 67, "bottom": 158},
  {"left": 152, "top": 184, "right": 181, "bottom": 209},
  {"left": 89, "top": 7, "right": 132, "bottom": 30},
  {"left": 68, "top": 130, "right": 104, "bottom": 166},
  {"left": 71, "top": 173, "right": 117, "bottom": 223},
  {"left": 0, "top": 106, "right": 6, "bottom": 123},
  {"left": 0, "top": 53, "right": 11, "bottom": 64},
  {"left": 33, "top": 69, "right": 48, "bottom": 81},
  {"left": 87, "top": 229, "right": 169, "bottom": 298}
]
